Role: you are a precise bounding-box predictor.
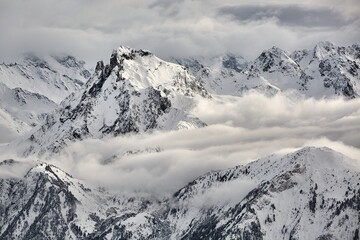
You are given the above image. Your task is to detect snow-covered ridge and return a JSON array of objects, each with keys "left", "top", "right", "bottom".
[
  {"left": 0, "top": 147, "right": 358, "bottom": 239},
  {"left": 0, "top": 53, "right": 90, "bottom": 103},
  {"left": 11, "top": 46, "right": 209, "bottom": 157},
  {"left": 0, "top": 53, "right": 91, "bottom": 141},
  {"left": 172, "top": 41, "right": 360, "bottom": 98}
]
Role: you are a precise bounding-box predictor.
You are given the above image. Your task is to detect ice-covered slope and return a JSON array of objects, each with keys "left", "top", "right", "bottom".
[
  {"left": 0, "top": 83, "right": 57, "bottom": 142},
  {"left": 172, "top": 42, "right": 360, "bottom": 98},
  {"left": 0, "top": 53, "right": 90, "bottom": 141},
  {"left": 168, "top": 146, "right": 360, "bottom": 239},
  {"left": 0, "top": 147, "right": 358, "bottom": 239},
  {"left": 171, "top": 54, "right": 280, "bottom": 97},
  {"left": 0, "top": 53, "right": 90, "bottom": 103},
  {"left": 0, "top": 83, "right": 57, "bottom": 127},
  {"left": 290, "top": 41, "right": 360, "bottom": 98},
  {"left": 13, "top": 46, "right": 208, "bottom": 156},
  {"left": 0, "top": 160, "right": 157, "bottom": 239}
]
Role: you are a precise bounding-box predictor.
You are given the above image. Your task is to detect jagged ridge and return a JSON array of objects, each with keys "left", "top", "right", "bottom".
[
  {"left": 0, "top": 147, "right": 359, "bottom": 239},
  {"left": 12, "top": 46, "right": 209, "bottom": 156},
  {"left": 172, "top": 42, "right": 360, "bottom": 98}
]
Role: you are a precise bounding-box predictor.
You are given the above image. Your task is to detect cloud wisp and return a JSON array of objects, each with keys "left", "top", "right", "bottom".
[{"left": 11, "top": 92, "right": 355, "bottom": 196}]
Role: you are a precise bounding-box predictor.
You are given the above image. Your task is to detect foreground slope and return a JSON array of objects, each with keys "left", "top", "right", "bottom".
[
  {"left": 0, "top": 147, "right": 359, "bottom": 239},
  {"left": 169, "top": 147, "right": 360, "bottom": 239},
  {"left": 12, "top": 47, "right": 208, "bottom": 156}
]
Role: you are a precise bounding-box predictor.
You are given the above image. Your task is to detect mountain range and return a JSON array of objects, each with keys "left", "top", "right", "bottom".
[
  {"left": 0, "top": 147, "right": 359, "bottom": 239},
  {"left": 0, "top": 42, "right": 359, "bottom": 239},
  {"left": 171, "top": 41, "right": 360, "bottom": 98}
]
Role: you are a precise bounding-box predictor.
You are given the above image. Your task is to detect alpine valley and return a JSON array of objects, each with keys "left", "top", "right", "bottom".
[{"left": 0, "top": 42, "right": 359, "bottom": 240}]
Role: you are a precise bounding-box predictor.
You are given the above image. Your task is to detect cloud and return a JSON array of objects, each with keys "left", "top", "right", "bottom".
[
  {"left": 5, "top": 92, "right": 354, "bottom": 196},
  {"left": 0, "top": 1, "right": 359, "bottom": 196},
  {"left": 218, "top": 4, "right": 356, "bottom": 28},
  {"left": 0, "top": 125, "right": 17, "bottom": 143},
  {"left": 0, "top": 1, "right": 359, "bottom": 65},
  {"left": 0, "top": 159, "right": 36, "bottom": 179}
]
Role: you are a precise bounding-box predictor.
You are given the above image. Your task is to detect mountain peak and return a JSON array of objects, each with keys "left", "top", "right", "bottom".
[
  {"left": 112, "top": 46, "right": 153, "bottom": 62},
  {"left": 315, "top": 41, "right": 335, "bottom": 49},
  {"left": 255, "top": 46, "right": 296, "bottom": 73},
  {"left": 116, "top": 45, "right": 133, "bottom": 55},
  {"left": 13, "top": 46, "right": 208, "bottom": 157},
  {"left": 313, "top": 41, "right": 336, "bottom": 59}
]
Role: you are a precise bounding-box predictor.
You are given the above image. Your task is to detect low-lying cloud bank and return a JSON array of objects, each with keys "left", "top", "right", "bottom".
[
  {"left": 50, "top": 93, "right": 360, "bottom": 194},
  {"left": 1, "top": 92, "right": 360, "bottom": 196}
]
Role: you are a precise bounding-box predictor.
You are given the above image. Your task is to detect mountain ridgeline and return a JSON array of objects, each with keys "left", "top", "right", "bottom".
[
  {"left": 0, "top": 147, "right": 359, "bottom": 239},
  {"left": 0, "top": 53, "right": 91, "bottom": 141},
  {"left": 171, "top": 41, "right": 360, "bottom": 98},
  {"left": 0, "top": 42, "right": 359, "bottom": 239}
]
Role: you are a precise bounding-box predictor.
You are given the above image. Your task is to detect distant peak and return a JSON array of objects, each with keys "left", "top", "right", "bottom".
[
  {"left": 52, "top": 54, "right": 85, "bottom": 68},
  {"left": 115, "top": 45, "right": 133, "bottom": 56},
  {"left": 314, "top": 41, "right": 336, "bottom": 59},
  {"left": 269, "top": 46, "right": 288, "bottom": 55},
  {"left": 113, "top": 46, "right": 153, "bottom": 61},
  {"left": 258, "top": 46, "right": 289, "bottom": 60},
  {"left": 315, "top": 41, "right": 335, "bottom": 49}
]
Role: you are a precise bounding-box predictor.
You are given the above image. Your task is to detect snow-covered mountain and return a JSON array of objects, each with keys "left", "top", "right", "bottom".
[
  {"left": 0, "top": 53, "right": 91, "bottom": 141},
  {"left": 0, "top": 147, "right": 358, "bottom": 239},
  {"left": 1, "top": 42, "right": 359, "bottom": 239},
  {"left": 0, "top": 53, "right": 90, "bottom": 103},
  {"left": 172, "top": 42, "right": 360, "bottom": 98},
  {"left": 0, "top": 83, "right": 57, "bottom": 141},
  {"left": 168, "top": 146, "right": 360, "bottom": 239},
  {"left": 12, "top": 46, "right": 208, "bottom": 156}
]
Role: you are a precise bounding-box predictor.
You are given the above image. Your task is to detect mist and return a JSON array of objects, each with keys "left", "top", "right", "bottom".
[{"left": 17, "top": 92, "right": 356, "bottom": 196}]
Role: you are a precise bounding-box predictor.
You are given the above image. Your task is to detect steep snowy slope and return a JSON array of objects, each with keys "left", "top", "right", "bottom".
[
  {"left": 0, "top": 83, "right": 57, "bottom": 142},
  {"left": 0, "top": 53, "right": 91, "bottom": 141},
  {"left": 173, "top": 42, "right": 360, "bottom": 98},
  {"left": 0, "top": 160, "right": 160, "bottom": 239},
  {"left": 0, "top": 53, "right": 90, "bottom": 103},
  {"left": 291, "top": 42, "right": 360, "bottom": 98},
  {"left": 0, "top": 147, "right": 358, "bottom": 239},
  {"left": 167, "top": 146, "right": 360, "bottom": 239},
  {"left": 171, "top": 54, "right": 280, "bottom": 97},
  {"left": 13, "top": 46, "right": 208, "bottom": 156},
  {"left": 0, "top": 83, "right": 57, "bottom": 127}
]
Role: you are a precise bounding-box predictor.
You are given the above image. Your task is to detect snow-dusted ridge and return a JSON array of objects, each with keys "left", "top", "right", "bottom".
[
  {"left": 172, "top": 41, "right": 360, "bottom": 98},
  {"left": 0, "top": 53, "right": 91, "bottom": 141},
  {"left": 11, "top": 46, "right": 209, "bottom": 157},
  {"left": 0, "top": 53, "right": 90, "bottom": 103},
  {"left": 0, "top": 42, "right": 359, "bottom": 239},
  {"left": 0, "top": 147, "right": 359, "bottom": 239}
]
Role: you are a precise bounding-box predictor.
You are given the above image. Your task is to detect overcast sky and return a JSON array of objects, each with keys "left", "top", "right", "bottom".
[{"left": 0, "top": 0, "right": 359, "bottom": 66}]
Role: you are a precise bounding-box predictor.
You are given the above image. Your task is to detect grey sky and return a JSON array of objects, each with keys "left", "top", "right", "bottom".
[
  {"left": 218, "top": 4, "right": 355, "bottom": 28},
  {"left": 0, "top": 0, "right": 359, "bottom": 66}
]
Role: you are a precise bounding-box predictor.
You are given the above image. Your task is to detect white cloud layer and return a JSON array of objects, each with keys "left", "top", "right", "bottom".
[{"left": 0, "top": 92, "right": 354, "bottom": 196}]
